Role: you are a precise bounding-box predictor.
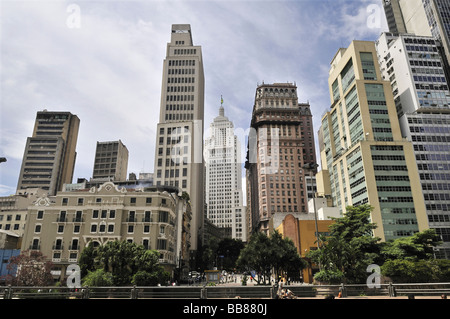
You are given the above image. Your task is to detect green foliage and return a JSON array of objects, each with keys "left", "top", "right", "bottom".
[
  {"left": 236, "top": 230, "right": 306, "bottom": 284},
  {"left": 78, "top": 240, "right": 167, "bottom": 286},
  {"left": 82, "top": 269, "right": 113, "bottom": 287},
  {"left": 313, "top": 269, "right": 345, "bottom": 284},
  {"left": 307, "top": 204, "right": 448, "bottom": 284},
  {"left": 380, "top": 229, "right": 442, "bottom": 261},
  {"left": 308, "top": 204, "right": 381, "bottom": 284}
]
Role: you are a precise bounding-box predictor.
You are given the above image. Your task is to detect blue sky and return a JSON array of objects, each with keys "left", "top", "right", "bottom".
[{"left": 0, "top": 0, "right": 388, "bottom": 197}]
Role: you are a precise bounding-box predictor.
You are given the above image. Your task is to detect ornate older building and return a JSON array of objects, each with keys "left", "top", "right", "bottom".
[
  {"left": 21, "top": 182, "right": 191, "bottom": 281},
  {"left": 245, "top": 82, "right": 317, "bottom": 235}
]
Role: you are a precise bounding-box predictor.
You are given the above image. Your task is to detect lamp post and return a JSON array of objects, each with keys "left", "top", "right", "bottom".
[{"left": 303, "top": 163, "right": 321, "bottom": 273}]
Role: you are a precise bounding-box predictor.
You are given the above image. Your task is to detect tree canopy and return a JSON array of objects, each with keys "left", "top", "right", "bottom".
[
  {"left": 79, "top": 240, "right": 169, "bottom": 286},
  {"left": 307, "top": 204, "right": 447, "bottom": 284},
  {"left": 236, "top": 231, "right": 306, "bottom": 284}
]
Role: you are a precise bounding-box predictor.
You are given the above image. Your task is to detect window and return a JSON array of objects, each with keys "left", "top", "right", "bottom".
[
  {"left": 34, "top": 224, "right": 41, "bottom": 233},
  {"left": 159, "top": 211, "right": 169, "bottom": 223},
  {"left": 57, "top": 225, "right": 64, "bottom": 233},
  {"left": 130, "top": 197, "right": 136, "bottom": 205},
  {"left": 128, "top": 225, "right": 134, "bottom": 233},
  {"left": 37, "top": 211, "right": 44, "bottom": 219},
  {"left": 77, "top": 198, "right": 84, "bottom": 205},
  {"left": 93, "top": 210, "right": 99, "bottom": 218},
  {"left": 109, "top": 210, "right": 116, "bottom": 219},
  {"left": 62, "top": 198, "right": 68, "bottom": 206},
  {"left": 74, "top": 225, "right": 80, "bottom": 233},
  {"left": 108, "top": 224, "right": 114, "bottom": 233},
  {"left": 90, "top": 224, "right": 97, "bottom": 233},
  {"left": 146, "top": 197, "right": 152, "bottom": 204}
]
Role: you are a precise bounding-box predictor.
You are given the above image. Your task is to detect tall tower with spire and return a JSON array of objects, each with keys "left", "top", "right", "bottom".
[
  {"left": 153, "top": 24, "right": 205, "bottom": 254},
  {"left": 204, "top": 99, "right": 247, "bottom": 241}
]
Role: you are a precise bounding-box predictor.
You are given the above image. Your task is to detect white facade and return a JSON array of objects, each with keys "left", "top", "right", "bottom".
[
  {"left": 205, "top": 105, "right": 247, "bottom": 241},
  {"left": 376, "top": 32, "right": 450, "bottom": 118}
]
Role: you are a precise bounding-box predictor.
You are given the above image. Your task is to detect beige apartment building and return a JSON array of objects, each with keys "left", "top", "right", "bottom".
[
  {"left": 317, "top": 40, "right": 429, "bottom": 242},
  {"left": 21, "top": 182, "right": 191, "bottom": 281},
  {"left": 17, "top": 110, "right": 80, "bottom": 196},
  {"left": 0, "top": 188, "right": 47, "bottom": 236},
  {"left": 92, "top": 140, "right": 129, "bottom": 182}
]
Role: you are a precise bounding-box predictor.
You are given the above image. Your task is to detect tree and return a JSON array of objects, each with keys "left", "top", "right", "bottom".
[
  {"left": 236, "top": 231, "right": 305, "bottom": 285},
  {"left": 380, "top": 229, "right": 445, "bottom": 283},
  {"left": 216, "top": 238, "right": 245, "bottom": 271},
  {"left": 381, "top": 259, "right": 450, "bottom": 283},
  {"left": 5, "top": 250, "right": 53, "bottom": 286},
  {"left": 79, "top": 240, "right": 167, "bottom": 286},
  {"left": 380, "top": 229, "right": 442, "bottom": 261},
  {"left": 82, "top": 269, "right": 114, "bottom": 287},
  {"left": 307, "top": 204, "right": 381, "bottom": 284}
]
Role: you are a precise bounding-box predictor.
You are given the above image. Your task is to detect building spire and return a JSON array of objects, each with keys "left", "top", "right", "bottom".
[{"left": 219, "top": 95, "right": 224, "bottom": 117}]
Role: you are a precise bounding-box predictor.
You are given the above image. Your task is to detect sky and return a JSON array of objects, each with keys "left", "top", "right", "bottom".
[{"left": 0, "top": 0, "right": 388, "bottom": 199}]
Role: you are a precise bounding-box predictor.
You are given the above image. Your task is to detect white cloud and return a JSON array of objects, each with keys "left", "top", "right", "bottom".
[{"left": 0, "top": 0, "right": 390, "bottom": 196}]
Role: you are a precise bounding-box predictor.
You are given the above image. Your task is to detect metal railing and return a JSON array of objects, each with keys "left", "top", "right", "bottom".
[{"left": 1, "top": 282, "right": 449, "bottom": 299}]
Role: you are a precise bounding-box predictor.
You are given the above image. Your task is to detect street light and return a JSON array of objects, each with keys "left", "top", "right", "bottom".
[
  {"left": 303, "top": 163, "right": 321, "bottom": 274},
  {"left": 303, "top": 163, "right": 320, "bottom": 250}
]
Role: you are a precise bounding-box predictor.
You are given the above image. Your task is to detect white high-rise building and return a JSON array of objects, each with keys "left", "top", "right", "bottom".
[
  {"left": 205, "top": 103, "right": 247, "bottom": 241},
  {"left": 153, "top": 24, "right": 205, "bottom": 253}
]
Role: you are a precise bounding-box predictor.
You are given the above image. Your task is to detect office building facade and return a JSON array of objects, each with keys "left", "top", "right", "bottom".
[
  {"left": 92, "top": 140, "right": 129, "bottom": 182},
  {"left": 17, "top": 111, "right": 80, "bottom": 196},
  {"left": 377, "top": 32, "right": 450, "bottom": 257},
  {"left": 245, "top": 82, "right": 317, "bottom": 235},
  {"left": 153, "top": 24, "right": 205, "bottom": 253},
  {"left": 317, "top": 40, "right": 429, "bottom": 242},
  {"left": 205, "top": 104, "right": 246, "bottom": 241},
  {"left": 382, "top": 0, "right": 450, "bottom": 78}
]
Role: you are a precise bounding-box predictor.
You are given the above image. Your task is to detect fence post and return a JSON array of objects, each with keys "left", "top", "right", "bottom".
[
  {"left": 131, "top": 286, "right": 138, "bottom": 299},
  {"left": 388, "top": 283, "right": 396, "bottom": 297},
  {"left": 82, "top": 286, "right": 90, "bottom": 299},
  {"left": 4, "top": 285, "right": 12, "bottom": 299},
  {"left": 201, "top": 286, "right": 207, "bottom": 299},
  {"left": 340, "top": 283, "right": 347, "bottom": 298}
]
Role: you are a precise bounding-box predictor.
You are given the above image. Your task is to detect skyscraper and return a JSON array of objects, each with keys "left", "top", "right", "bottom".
[
  {"left": 317, "top": 40, "right": 429, "bottom": 242},
  {"left": 376, "top": 32, "right": 450, "bottom": 258},
  {"left": 205, "top": 102, "right": 246, "bottom": 241},
  {"left": 17, "top": 110, "right": 80, "bottom": 196},
  {"left": 92, "top": 140, "right": 129, "bottom": 182},
  {"left": 153, "top": 24, "right": 205, "bottom": 252},
  {"left": 245, "top": 82, "right": 317, "bottom": 235},
  {"left": 382, "top": 0, "right": 450, "bottom": 76}
]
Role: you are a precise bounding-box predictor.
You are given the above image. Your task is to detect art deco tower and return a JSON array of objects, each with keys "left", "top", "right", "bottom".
[
  {"left": 245, "top": 82, "right": 317, "bottom": 235},
  {"left": 153, "top": 24, "right": 205, "bottom": 252},
  {"left": 205, "top": 102, "right": 246, "bottom": 241}
]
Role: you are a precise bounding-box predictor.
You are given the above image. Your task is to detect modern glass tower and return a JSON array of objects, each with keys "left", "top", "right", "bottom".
[
  {"left": 153, "top": 24, "right": 205, "bottom": 253},
  {"left": 382, "top": 0, "right": 450, "bottom": 78},
  {"left": 376, "top": 32, "right": 450, "bottom": 258},
  {"left": 317, "top": 40, "right": 429, "bottom": 242},
  {"left": 204, "top": 102, "right": 246, "bottom": 241}
]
